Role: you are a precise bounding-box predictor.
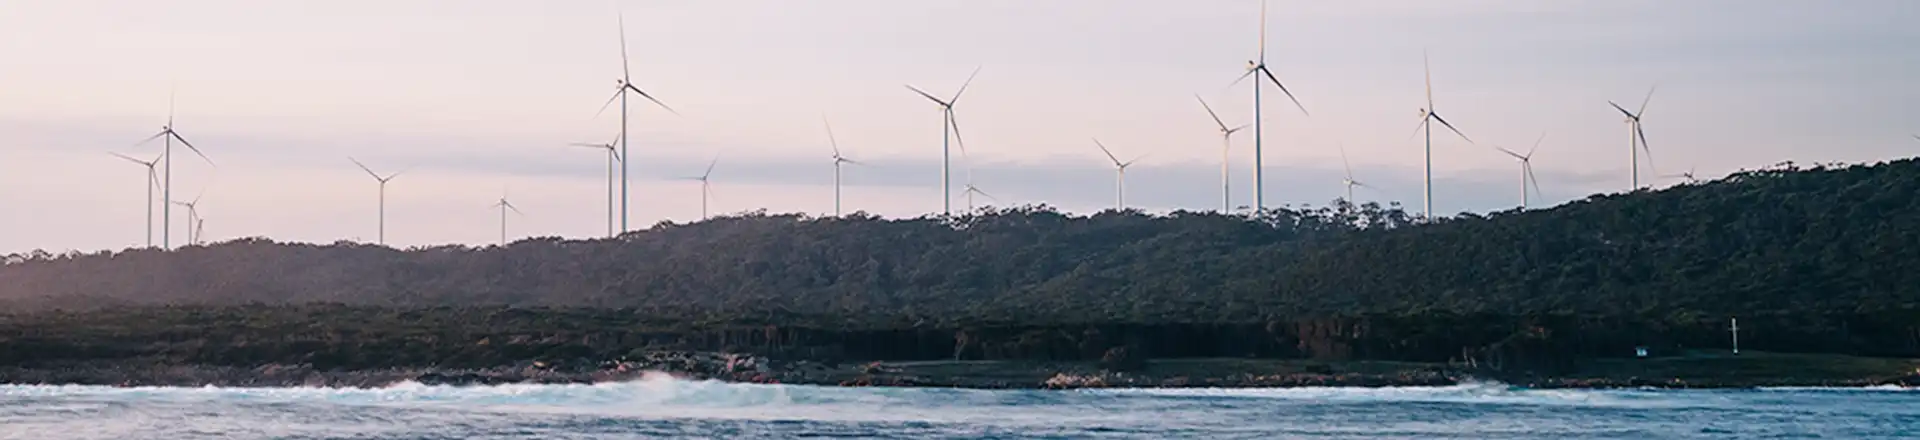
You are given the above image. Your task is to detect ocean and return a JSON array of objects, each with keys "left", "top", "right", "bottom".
[{"left": 1, "top": 374, "right": 1915, "bottom": 439}]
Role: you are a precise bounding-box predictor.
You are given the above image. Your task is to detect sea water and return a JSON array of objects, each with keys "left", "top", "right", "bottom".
[{"left": 1, "top": 374, "right": 1916, "bottom": 439}]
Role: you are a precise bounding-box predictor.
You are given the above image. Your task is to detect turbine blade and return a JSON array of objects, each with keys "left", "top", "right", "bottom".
[
  {"left": 1608, "top": 101, "right": 1636, "bottom": 119},
  {"left": 973, "top": 187, "right": 997, "bottom": 202},
  {"left": 823, "top": 116, "right": 841, "bottom": 156},
  {"left": 841, "top": 157, "right": 868, "bottom": 167},
  {"left": 1527, "top": 131, "right": 1547, "bottom": 158},
  {"left": 702, "top": 155, "right": 719, "bottom": 179},
  {"left": 147, "top": 169, "right": 162, "bottom": 191},
  {"left": 170, "top": 132, "right": 215, "bottom": 166},
  {"left": 1526, "top": 164, "right": 1543, "bottom": 199},
  {"left": 1407, "top": 116, "right": 1430, "bottom": 142},
  {"left": 617, "top": 12, "right": 631, "bottom": 81},
  {"left": 625, "top": 84, "right": 679, "bottom": 115},
  {"left": 1122, "top": 152, "right": 1150, "bottom": 167},
  {"left": 135, "top": 131, "right": 167, "bottom": 146},
  {"left": 1423, "top": 49, "right": 1434, "bottom": 109},
  {"left": 1258, "top": 0, "right": 1267, "bottom": 59},
  {"left": 107, "top": 151, "right": 147, "bottom": 166},
  {"left": 1636, "top": 124, "right": 1655, "bottom": 174},
  {"left": 947, "top": 111, "right": 969, "bottom": 156},
  {"left": 1195, "top": 94, "right": 1230, "bottom": 131},
  {"left": 1338, "top": 143, "right": 1354, "bottom": 177},
  {"left": 1227, "top": 124, "right": 1249, "bottom": 135},
  {"left": 905, "top": 85, "right": 949, "bottom": 107},
  {"left": 950, "top": 66, "right": 982, "bottom": 105},
  {"left": 1092, "top": 138, "right": 1120, "bottom": 165},
  {"left": 1494, "top": 146, "right": 1524, "bottom": 160},
  {"left": 592, "top": 90, "right": 622, "bottom": 119},
  {"left": 1260, "top": 66, "right": 1309, "bottom": 117},
  {"left": 1226, "top": 67, "right": 1257, "bottom": 90},
  {"left": 1637, "top": 85, "right": 1656, "bottom": 117},
  {"left": 1429, "top": 113, "right": 1473, "bottom": 144},
  {"left": 349, "top": 157, "right": 381, "bottom": 180}
]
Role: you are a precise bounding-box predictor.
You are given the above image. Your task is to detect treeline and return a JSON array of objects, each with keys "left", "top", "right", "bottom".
[{"left": 2, "top": 159, "right": 1920, "bottom": 365}]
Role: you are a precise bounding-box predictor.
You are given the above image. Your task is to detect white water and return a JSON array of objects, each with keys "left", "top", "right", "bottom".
[{"left": 3, "top": 376, "right": 1917, "bottom": 439}]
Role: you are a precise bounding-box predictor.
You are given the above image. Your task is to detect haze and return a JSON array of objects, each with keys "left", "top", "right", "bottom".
[{"left": 1, "top": 0, "right": 1915, "bottom": 253}]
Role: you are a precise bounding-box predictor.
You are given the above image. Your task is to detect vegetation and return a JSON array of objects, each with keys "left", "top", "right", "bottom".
[{"left": 3, "top": 158, "right": 1920, "bottom": 372}]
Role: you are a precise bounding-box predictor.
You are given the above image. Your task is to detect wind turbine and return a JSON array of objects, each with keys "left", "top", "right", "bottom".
[
  {"left": 906, "top": 66, "right": 981, "bottom": 215},
  {"left": 1229, "top": 0, "right": 1310, "bottom": 212},
  {"left": 824, "top": 116, "right": 863, "bottom": 217},
  {"left": 169, "top": 190, "right": 204, "bottom": 246},
  {"left": 1660, "top": 167, "right": 1698, "bottom": 184},
  {"left": 1091, "top": 139, "right": 1147, "bottom": 210},
  {"left": 108, "top": 152, "right": 163, "bottom": 247},
  {"left": 594, "top": 11, "right": 678, "bottom": 235},
  {"left": 493, "top": 195, "right": 524, "bottom": 246},
  {"left": 1411, "top": 51, "right": 1474, "bottom": 219},
  {"left": 349, "top": 157, "right": 404, "bottom": 245},
  {"left": 136, "top": 94, "right": 213, "bottom": 249},
  {"left": 1492, "top": 132, "right": 1547, "bottom": 209},
  {"left": 679, "top": 156, "right": 719, "bottom": 220},
  {"left": 1196, "top": 95, "right": 1249, "bottom": 212},
  {"left": 1337, "top": 144, "right": 1370, "bottom": 205},
  {"left": 1609, "top": 87, "right": 1657, "bottom": 189},
  {"left": 569, "top": 134, "right": 621, "bottom": 237}
]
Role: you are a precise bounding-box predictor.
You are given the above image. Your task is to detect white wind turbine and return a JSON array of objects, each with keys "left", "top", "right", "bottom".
[
  {"left": 1410, "top": 51, "right": 1474, "bottom": 219},
  {"left": 1091, "top": 139, "right": 1148, "bottom": 211},
  {"left": 108, "top": 152, "right": 163, "bottom": 247},
  {"left": 1337, "top": 144, "right": 1371, "bottom": 205},
  {"left": 824, "top": 117, "right": 864, "bottom": 217},
  {"left": 349, "top": 157, "right": 404, "bottom": 245},
  {"left": 1492, "top": 133, "right": 1547, "bottom": 210},
  {"left": 569, "top": 134, "right": 621, "bottom": 237},
  {"left": 906, "top": 67, "right": 982, "bottom": 215},
  {"left": 594, "top": 12, "right": 678, "bottom": 234},
  {"left": 1609, "top": 87, "right": 1657, "bottom": 190},
  {"left": 135, "top": 94, "right": 213, "bottom": 249},
  {"left": 1196, "top": 95, "right": 1249, "bottom": 212},
  {"left": 679, "top": 156, "right": 719, "bottom": 220},
  {"left": 1229, "top": 0, "right": 1310, "bottom": 212},
  {"left": 493, "top": 194, "right": 524, "bottom": 246},
  {"left": 1660, "top": 166, "right": 1698, "bottom": 184},
  {"left": 169, "top": 190, "right": 205, "bottom": 246}
]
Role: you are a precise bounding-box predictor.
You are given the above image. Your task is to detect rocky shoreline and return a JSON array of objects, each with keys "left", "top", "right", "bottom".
[{"left": 3, "top": 351, "right": 1916, "bottom": 390}]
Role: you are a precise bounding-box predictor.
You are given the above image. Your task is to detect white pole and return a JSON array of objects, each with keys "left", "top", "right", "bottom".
[
  {"left": 1730, "top": 317, "right": 1741, "bottom": 355},
  {"left": 942, "top": 110, "right": 951, "bottom": 215},
  {"left": 1221, "top": 135, "right": 1231, "bottom": 212}
]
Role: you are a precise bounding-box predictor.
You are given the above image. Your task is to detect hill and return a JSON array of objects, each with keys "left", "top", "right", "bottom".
[{"left": 3, "top": 159, "right": 1919, "bottom": 372}]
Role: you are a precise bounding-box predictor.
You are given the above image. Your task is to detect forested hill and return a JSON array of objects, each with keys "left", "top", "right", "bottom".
[{"left": 4, "top": 159, "right": 1919, "bottom": 324}]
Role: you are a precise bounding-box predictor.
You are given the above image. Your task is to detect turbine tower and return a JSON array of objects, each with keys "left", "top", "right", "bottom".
[
  {"left": 1091, "top": 138, "right": 1147, "bottom": 211},
  {"left": 136, "top": 94, "right": 213, "bottom": 250},
  {"left": 349, "top": 157, "right": 404, "bottom": 245},
  {"left": 570, "top": 134, "right": 621, "bottom": 237},
  {"left": 824, "top": 116, "right": 863, "bottom": 217},
  {"left": 1337, "top": 144, "right": 1369, "bottom": 205},
  {"left": 596, "top": 12, "right": 677, "bottom": 234},
  {"left": 679, "top": 156, "right": 719, "bottom": 220},
  {"left": 1609, "top": 87, "right": 1657, "bottom": 190},
  {"left": 1411, "top": 52, "right": 1473, "bottom": 219},
  {"left": 906, "top": 67, "right": 981, "bottom": 215},
  {"left": 108, "top": 152, "right": 163, "bottom": 247},
  {"left": 1492, "top": 132, "right": 1547, "bottom": 209},
  {"left": 493, "top": 195, "right": 524, "bottom": 246},
  {"left": 1196, "top": 95, "right": 1248, "bottom": 212},
  {"left": 1230, "top": 0, "right": 1309, "bottom": 212}
]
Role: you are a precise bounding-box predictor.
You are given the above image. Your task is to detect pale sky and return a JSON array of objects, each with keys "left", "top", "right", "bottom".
[{"left": 1, "top": 0, "right": 1916, "bottom": 253}]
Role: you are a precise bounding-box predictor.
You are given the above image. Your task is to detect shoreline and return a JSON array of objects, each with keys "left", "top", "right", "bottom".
[{"left": 5, "top": 351, "right": 1916, "bottom": 390}]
